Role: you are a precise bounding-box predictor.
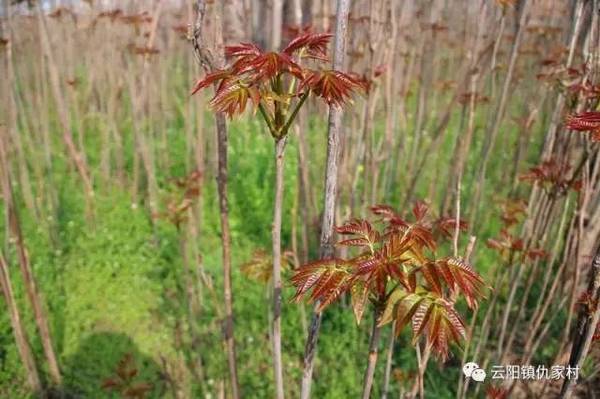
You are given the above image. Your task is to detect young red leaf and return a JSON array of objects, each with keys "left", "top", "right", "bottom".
[
  {"left": 302, "top": 69, "right": 364, "bottom": 106},
  {"left": 525, "top": 248, "right": 549, "bottom": 261},
  {"left": 208, "top": 82, "right": 260, "bottom": 117},
  {"left": 415, "top": 299, "right": 466, "bottom": 360},
  {"left": 380, "top": 289, "right": 466, "bottom": 360},
  {"left": 190, "top": 69, "right": 233, "bottom": 95},
  {"left": 236, "top": 51, "right": 304, "bottom": 82},
  {"left": 283, "top": 32, "right": 333, "bottom": 60},
  {"left": 486, "top": 386, "right": 509, "bottom": 399},
  {"left": 428, "top": 257, "right": 486, "bottom": 309},
  {"left": 412, "top": 200, "right": 429, "bottom": 221},
  {"left": 370, "top": 204, "right": 401, "bottom": 220},
  {"left": 410, "top": 224, "right": 437, "bottom": 252},
  {"left": 371, "top": 204, "right": 408, "bottom": 227},
  {"left": 390, "top": 223, "right": 436, "bottom": 252},
  {"left": 290, "top": 258, "right": 352, "bottom": 310},
  {"left": 421, "top": 262, "right": 444, "bottom": 296},
  {"left": 498, "top": 198, "right": 527, "bottom": 227},
  {"left": 350, "top": 279, "right": 370, "bottom": 325},
  {"left": 379, "top": 289, "right": 423, "bottom": 328},
  {"left": 427, "top": 308, "right": 447, "bottom": 356},
  {"left": 519, "top": 158, "right": 578, "bottom": 192},
  {"left": 412, "top": 300, "right": 434, "bottom": 339},
  {"left": 101, "top": 378, "right": 120, "bottom": 390},
  {"left": 240, "top": 249, "right": 291, "bottom": 283},
  {"left": 226, "top": 42, "right": 262, "bottom": 57},
  {"left": 312, "top": 271, "right": 348, "bottom": 310},
  {"left": 566, "top": 111, "right": 600, "bottom": 141},
  {"left": 432, "top": 217, "right": 468, "bottom": 239},
  {"left": 336, "top": 219, "right": 380, "bottom": 248},
  {"left": 225, "top": 42, "right": 263, "bottom": 68},
  {"left": 124, "top": 382, "right": 153, "bottom": 398},
  {"left": 355, "top": 234, "right": 414, "bottom": 281}
]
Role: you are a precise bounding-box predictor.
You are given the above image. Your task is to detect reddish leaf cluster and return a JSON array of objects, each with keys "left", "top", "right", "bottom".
[
  {"left": 498, "top": 198, "right": 528, "bottom": 228},
  {"left": 291, "top": 258, "right": 354, "bottom": 311},
  {"left": 486, "top": 385, "right": 509, "bottom": 399},
  {"left": 566, "top": 80, "right": 600, "bottom": 101},
  {"left": 283, "top": 32, "right": 332, "bottom": 60},
  {"left": 102, "top": 353, "right": 153, "bottom": 399},
  {"left": 536, "top": 63, "right": 585, "bottom": 90},
  {"left": 154, "top": 170, "right": 203, "bottom": 229},
  {"left": 486, "top": 229, "right": 548, "bottom": 261},
  {"left": 290, "top": 202, "right": 486, "bottom": 360},
  {"left": 392, "top": 368, "right": 415, "bottom": 384},
  {"left": 519, "top": 158, "right": 581, "bottom": 193},
  {"left": 371, "top": 201, "right": 468, "bottom": 242},
  {"left": 566, "top": 111, "right": 600, "bottom": 141},
  {"left": 240, "top": 249, "right": 294, "bottom": 283},
  {"left": 353, "top": 65, "right": 387, "bottom": 94},
  {"left": 191, "top": 33, "right": 365, "bottom": 130},
  {"left": 432, "top": 216, "right": 468, "bottom": 240},
  {"left": 381, "top": 289, "right": 466, "bottom": 359},
  {"left": 487, "top": 198, "right": 548, "bottom": 262},
  {"left": 577, "top": 291, "right": 598, "bottom": 314},
  {"left": 458, "top": 91, "right": 490, "bottom": 106},
  {"left": 301, "top": 70, "right": 365, "bottom": 106}
]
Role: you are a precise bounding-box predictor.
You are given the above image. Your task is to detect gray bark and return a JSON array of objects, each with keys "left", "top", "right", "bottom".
[
  {"left": 300, "top": 1, "right": 351, "bottom": 397},
  {"left": 193, "top": 2, "right": 240, "bottom": 397},
  {"left": 272, "top": 136, "right": 288, "bottom": 399}
]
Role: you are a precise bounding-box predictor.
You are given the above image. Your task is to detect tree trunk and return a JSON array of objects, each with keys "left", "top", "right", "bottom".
[
  {"left": 216, "top": 113, "right": 240, "bottom": 399},
  {"left": 469, "top": 0, "right": 530, "bottom": 227},
  {"left": 381, "top": 325, "right": 396, "bottom": 399},
  {"left": 192, "top": 1, "right": 240, "bottom": 397},
  {"left": 0, "top": 254, "right": 42, "bottom": 395},
  {"left": 295, "top": 113, "right": 315, "bottom": 263},
  {"left": 559, "top": 244, "right": 600, "bottom": 398},
  {"left": 272, "top": 0, "right": 283, "bottom": 50},
  {"left": 3, "top": 17, "right": 36, "bottom": 215},
  {"left": 0, "top": 132, "right": 62, "bottom": 386},
  {"left": 272, "top": 136, "right": 288, "bottom": 399},
  {"left": 300, "top": 1, "right": 351, "bottom": 398},
  {"left": 223, "top": 0, "right": 245, "bottom": 43},
  {"left": 362, "top": 309, "right": 383, "bottom": 399},
  {"left": 35, "top": 4, "right": 94, "bottom": 205}
]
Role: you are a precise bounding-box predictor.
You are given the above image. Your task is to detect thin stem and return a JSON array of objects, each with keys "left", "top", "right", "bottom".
[
  {"left": 258, "top": 102, "right": 277, "bottom": 137},
  {"left": 215, "top": 112, "right": 241, "bottom": 398},
  {"left": 362, "top": 307, "right": 383, "bottom": 399},
  {"left": 559, "top": 246, "right": 600, "bottom": 398},
  {"left": 299, "top": 1, "right": 351, "bottom": 396},
  {"left": 280, "top": 90, "right": 310, "bottom": 137},
  {"left": 381, "top": 324, "right": 396, "bottom": 399},
  {"left": 272, "top": 136, "right": 288, "bottom": 399},
  {"left": 0, "top": 254, "right": 42, "bottom": 394},
  {"left": 192, "top": 2, "right": 240, "bottom": 395}
]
